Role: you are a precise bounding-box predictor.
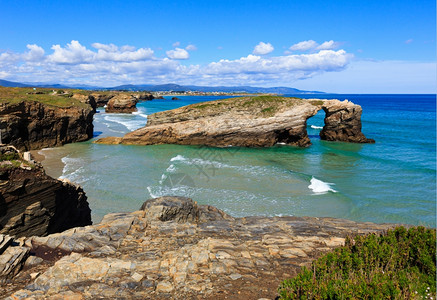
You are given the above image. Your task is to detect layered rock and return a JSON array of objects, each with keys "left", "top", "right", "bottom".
[
  {"left": 132, "top": 92, "right": 154, "bottom": 101},
  {"left": 2, "top": 196, "right": 398, "bottom": 299},
  {"left": 0, "top": 165, "right": 92, "bottom": 238},
  {"left": 105, "top": 94, "right": 138, "bottom": 113},
  {"left": 90, "top": 93, "right": 115, "bottom": 107},
  {"left": 96, "top": 96, "right": 374, "bottom": 147},
  {"left": 320, "top": 101, "right": 375, "bottom": 143},
  {"left": 0, "top": 100, "right": 94, "bottom": 151}
]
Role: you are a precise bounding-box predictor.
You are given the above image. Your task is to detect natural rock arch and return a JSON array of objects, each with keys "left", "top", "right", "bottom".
[{"left": 96, "top": 96, "right": 375, "bottom": 147}]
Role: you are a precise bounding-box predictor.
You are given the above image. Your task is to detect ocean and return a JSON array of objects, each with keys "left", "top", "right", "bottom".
[{"left": 39, "top": 94, "right": 436, "bottom": 227}]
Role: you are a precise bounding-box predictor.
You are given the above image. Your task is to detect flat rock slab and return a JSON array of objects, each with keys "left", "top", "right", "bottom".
[{"left": 2, "top": 197, "right": 398, "bottom": 299}]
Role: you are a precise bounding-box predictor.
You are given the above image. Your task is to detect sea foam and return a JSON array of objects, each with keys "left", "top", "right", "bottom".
[
  {"left": 308, "top": 177, "right": 337, "bottom": 194},
  {"left": 311, "top": 125, "right": 323, "bottom": 129}
]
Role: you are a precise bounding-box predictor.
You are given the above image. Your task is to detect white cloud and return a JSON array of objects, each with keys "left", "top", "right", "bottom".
[
  {"left": 23, "top": 44, "right": 45, "bottom": 61},
  {"left": 166, "top": 48, "right": 189, "bottom": 60},
  {"left": 0, "top": 39, "right": 362, "bottom": 89},
  {"left": 253, "top": 42, "right": 274, "bottom": 55},
  {"left": 172, "top": 41, "right": 180, "bottom": 47},
  {"left": 185, "top": 44, "right": 197, "bottom": 51},
  {"left": 289, "top": 40, "right": 318, "bottom": 51},
  {"left": 290, "top": 40, "right": 340, "bottom": 52},
  {"left": 316, "top": 40, "right": 340, "bottom": 50}
]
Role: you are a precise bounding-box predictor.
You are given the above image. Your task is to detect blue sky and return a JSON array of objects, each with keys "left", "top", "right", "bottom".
[{"left": 0, "top": 0, "right": 435, "bottom": 93}]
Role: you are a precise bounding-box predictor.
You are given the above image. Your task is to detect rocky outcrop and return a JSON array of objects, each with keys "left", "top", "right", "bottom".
[
  {"left": 2, "top": 196, "right": 398, "bottom": 299},
  {"left": 132, "top": 93, "right": 154, "bottom": 101},
  {"left": 0, "top": 165, "right": 92, "bottom": 238},
  {"left": 105, "top": 94, "right": 138, "bottom": 113},
  {"left": 90, "top": 93, "right": 115, "bottom": 107},
  {"left": 72, "top": 93, "right": 97, "bottom": 111},
  {"left": 96, "top": 96, "right": 374, "bottom": 147},
  {"left": 0, "top": 100, "right": 94, "bottom": 151},
  {"left": 320, "top": 101, "right": 375, "bottom": 143}
]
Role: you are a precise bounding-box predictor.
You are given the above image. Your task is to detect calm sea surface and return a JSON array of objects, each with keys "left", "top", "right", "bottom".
[{"left": 40, "top": 94, "right": 436, "bottom": 226}]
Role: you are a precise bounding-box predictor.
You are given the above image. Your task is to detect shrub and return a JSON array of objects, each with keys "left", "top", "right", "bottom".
[{"left": 278, "top": 226, "right": 436, "bottom": 299}]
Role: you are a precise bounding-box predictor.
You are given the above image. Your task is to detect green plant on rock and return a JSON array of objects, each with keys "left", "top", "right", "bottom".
[{"left": 278, "top": 226, "right": 436, "bottom": 299}]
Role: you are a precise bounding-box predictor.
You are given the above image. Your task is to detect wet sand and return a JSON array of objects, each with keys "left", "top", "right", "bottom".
[{"left": 30, "top": 149, "right": 64, "bottom": 179}]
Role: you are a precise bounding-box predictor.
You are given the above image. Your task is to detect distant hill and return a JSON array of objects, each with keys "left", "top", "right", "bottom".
[
  {"left": 108, "top": 83, "right": 324, "bottom": 94},
  {"left": 0, "top": 79, "right": 324, "bottom": 94},
  {"left": 0, "top": 79, "right": 32, "bottom": 88}
]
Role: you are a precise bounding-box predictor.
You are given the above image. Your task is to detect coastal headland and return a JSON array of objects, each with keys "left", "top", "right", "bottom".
[{"left": 96, "top": 95, "right": 374, "bottom": 148}]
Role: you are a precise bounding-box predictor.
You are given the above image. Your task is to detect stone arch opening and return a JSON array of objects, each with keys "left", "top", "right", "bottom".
[{"left": 306, "top": 108, "right": 326, "bottom": 143}]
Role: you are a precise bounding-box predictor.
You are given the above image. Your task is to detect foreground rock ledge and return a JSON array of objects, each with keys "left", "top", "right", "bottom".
[
  {"left": 96, "top": 96, "right": 375, "bottom": 148},
  {"left": 2, "top": 196, "right": 397, "bottom": 299}
]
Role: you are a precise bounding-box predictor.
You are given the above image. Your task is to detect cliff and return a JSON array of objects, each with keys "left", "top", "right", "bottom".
[
  {"left": 0, "top": 87, "right": 95, "bottom": 151},
  {"left": 0, "top": 146, "right": 92, "bottom": 238},
  {"left": 1, "top": 196, "right": 396, "bottom": 299},
  {"left": 96, "top": 96, "right": 374, "bottom": 147}
]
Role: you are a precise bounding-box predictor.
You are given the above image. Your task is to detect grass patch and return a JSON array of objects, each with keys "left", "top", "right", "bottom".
[
  {"left": 0, "top": 87, "right": 89, "bottom": 108},
  {"left": 310, "top": 100, "right": 324, "bottom": 106},
  {"left": 278, "top": 226, "right": 436, "bottom": 299}
]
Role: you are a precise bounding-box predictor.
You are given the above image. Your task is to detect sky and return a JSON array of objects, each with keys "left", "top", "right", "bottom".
[{"left": 0, "top": 0, "right": 435, "bottom": 93}]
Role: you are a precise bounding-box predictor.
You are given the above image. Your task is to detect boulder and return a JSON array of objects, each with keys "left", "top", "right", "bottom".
[{"left": 105, "top": 94, "right": 138, "bottom": 113}]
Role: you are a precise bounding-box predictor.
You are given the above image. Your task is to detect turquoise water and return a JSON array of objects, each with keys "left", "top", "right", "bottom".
[{"left": 40, "top": 95, "right": 436, "bottom": 226}]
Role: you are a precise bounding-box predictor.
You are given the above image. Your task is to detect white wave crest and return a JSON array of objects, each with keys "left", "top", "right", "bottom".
[
  {"left": 311, "top": 125, "right": 323, "bottom": 129},
  {"left": 170, "top": 155, "right": 187, "bottom": 162},
  {"left": 308, "top": 177, "right": 337, "bottom": 194},
  {"left": 103, "top": 115, "right": 146, "bottom": 131}
]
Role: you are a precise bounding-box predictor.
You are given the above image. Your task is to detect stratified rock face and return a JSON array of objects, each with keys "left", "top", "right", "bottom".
[
  {"left": 0, "top": 101, "right": 94, "bottom": 151},
  {"left": 320, "top": 101, "right": 375, "bottom": 143},
  {"left": 0, "top": 167, "right": 92, "bottom": 238},
  {"left": 132, "top": 93, "right": 154, "bottom": 101},
  {"left": 96, "top": 96, "right": 374, "bottom": 147},
  {"left": 90, "top": 93, "right": 114, "bottom": 107},
  {"left": 105, "top": 94, "right": 138, "bottom": 113},
  {"left": 2, "top": 196, "right": 399, "bottom": 299}
]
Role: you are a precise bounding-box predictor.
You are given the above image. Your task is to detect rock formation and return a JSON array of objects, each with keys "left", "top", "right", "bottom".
[
  {"left": 96, "top": 96, "right": 374, "bottom": 147},
  {"left": 0, "top": 147, "right": 92, "bottom": 238},
  {"left": 90, "top": 93, "right": 115, "bottom": 107},
  {"left": 132, "top": 93, "right": 154, "bottom": 101},
  {"left": 1, "top": 196, "right": 397, "bottom": 299},
  {"left": 0, "top": 100, "right": 94, "bottom": 151},
  {"left": 105, "top": 94, "right": 138, "bottom": 113}
]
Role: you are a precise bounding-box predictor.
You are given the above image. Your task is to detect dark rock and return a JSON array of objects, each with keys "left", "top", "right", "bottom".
[
  {"left": 0, "top": 101, "right": 94, "bottom": 151},
  {"left": 140, "top": 196, "right": 233, "bottom": 223},
  {"left": 171, "top": 97, "right": 179, "bottom": 100},
  {"left": 320, "top": 102, "right": 375, "bottom": 143},
  {"left": 0, "top": 168, "right": 92, "bottom": 237},
  {"left": 91, "top": 93, "right": 115, "bottom": 107}
]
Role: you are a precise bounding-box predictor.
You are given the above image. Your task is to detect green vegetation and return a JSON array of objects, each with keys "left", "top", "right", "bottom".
[
  {"left": 0, "top": 152, "right": 20, "bottom": 161},
  {"left": 0, "top": 87, "right": 89, "bottom": 108},
  {"left": 310, "top": 100, "right": 324, "bottom": 106},
  {"left": 190, "top": 95, "right": 308, "bottom": 117},
  {"left": 278, "top": 226, "right": 436, "bottom": 299}
]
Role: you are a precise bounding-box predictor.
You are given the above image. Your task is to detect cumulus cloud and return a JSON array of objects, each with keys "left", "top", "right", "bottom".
[
  {"left": 290, "top": 40, "right": 340, "bottom": 52},
  {"left": 316, "top": 40, "right": 340, "bottom": 50},
  {"left": 0, "top": 39, "right": 354, "bottom": 87},
  {"left": 185, "top": 44, "right": 197, "bottom": 51},
  {"left": 166, "top": 48, "right": 190, "bottom": 60},
  {"left": 289, "top": 40, "right": 318, "bottom": 51},
  {"left": 253, "top": 42, "right": 274, "bottom": 55}
]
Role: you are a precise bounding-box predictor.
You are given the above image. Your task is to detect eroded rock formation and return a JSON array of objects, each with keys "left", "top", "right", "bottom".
[
  {"left": 0, "top": 100, "right": 94, "bottom": 151},
  {"left": 96, "top": 96, "right": 374, "bottom": 147},
  {"left": 2, "top": 196, "right": 396, "bottom": 299},
  {"left": 105, "top": 94, "right": 138, "bottom": 113},
  {"left": 0, "top": 166, "right": 92, "bottom": 238}
]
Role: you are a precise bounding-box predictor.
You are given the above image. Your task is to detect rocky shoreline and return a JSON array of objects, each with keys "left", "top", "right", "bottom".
[
  {"left": 96, "top": 96, "right": 374, "bottom": 148},
  {"left": 1, "top": 196, "right": 398, "bottom": 299}
]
